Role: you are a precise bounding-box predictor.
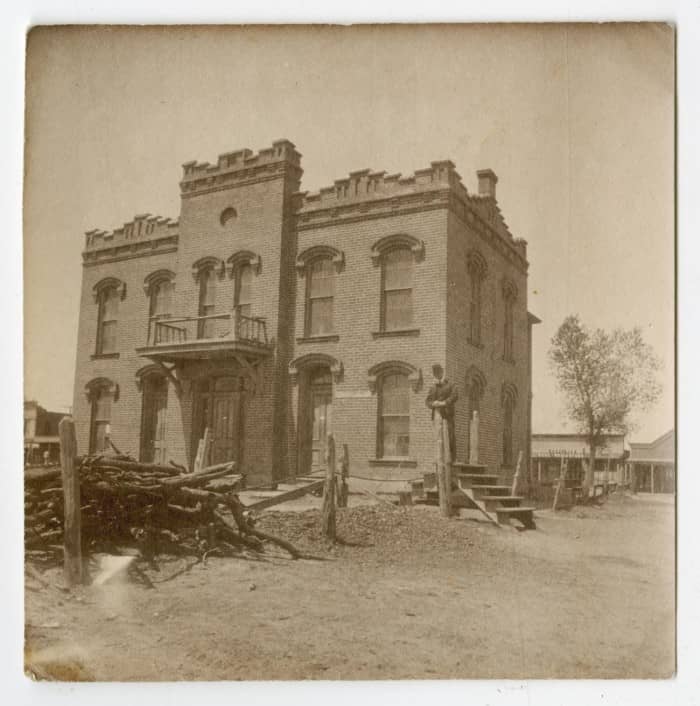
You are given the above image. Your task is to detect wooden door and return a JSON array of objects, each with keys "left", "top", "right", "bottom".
[
  {"left": 141, "top": 375, "right": 168, "bottom": 463},
  {"left": 193, "top": 376, "right": 245, "bottom": 468},
  {"left": 309, "top": 370, "right": 332, "bottom": 472}
]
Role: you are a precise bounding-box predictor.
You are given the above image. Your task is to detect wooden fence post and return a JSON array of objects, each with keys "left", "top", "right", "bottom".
[
  {"left": 321, "top": 434, "right": 336, "bottom": 540},
  {"left": 338, "top": 443, "right": 349, "bottom": 508},
  {"left": 436, "top": 417, "right": 453, "bottom": 518},
  {"left": 552, "top": 457, "right": 568, "bottom": 512},
  {"left": 59, "top": 417, "right": 83, "bottom": 586},
  {"left": 511, "top": 450, "right": 524, "bottom": 496}
]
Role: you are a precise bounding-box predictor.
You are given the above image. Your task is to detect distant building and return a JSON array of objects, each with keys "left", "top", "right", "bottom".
[
  {"left": 72, "top": 138, "right": 538, "bottom": 485},
  {"left": 627, "top": 429, "right": 675, "bottom": 494},
  {"left": 24, "top": 401, "right": 63, "bottom": 465},
  {"left": 531, "top": 433, "right": 627, "bottom": 488}
]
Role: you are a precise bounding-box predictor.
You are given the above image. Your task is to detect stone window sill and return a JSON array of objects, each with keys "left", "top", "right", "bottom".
[
  {"left": 296, "top": 334, "right": 340, "bottom": 344},
  {"left": 371, "top": 329, "right": 420, "bottom": 339},
  {"left": 369, "top": 458, "right": 418, "bottom": 468},
  {"left": 91, "top": 352, "right": 120, "bottom": 360}
]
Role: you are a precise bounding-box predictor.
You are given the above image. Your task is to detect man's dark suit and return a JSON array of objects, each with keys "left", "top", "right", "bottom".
[{"left": 425, "top": 378, "right": 458, "bottom": 462}]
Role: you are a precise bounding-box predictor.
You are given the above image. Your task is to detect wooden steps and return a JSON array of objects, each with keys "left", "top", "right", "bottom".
[{"left": 412, "top": 461, "right": 536, "bottom": 530}]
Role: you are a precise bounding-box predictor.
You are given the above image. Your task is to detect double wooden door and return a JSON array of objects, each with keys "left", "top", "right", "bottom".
[
  {"left": 141, "top": 375, "right": 168, "bottom": 464},
  {"left": 193, "top": 376, "right": 246, "bottom": 467}
]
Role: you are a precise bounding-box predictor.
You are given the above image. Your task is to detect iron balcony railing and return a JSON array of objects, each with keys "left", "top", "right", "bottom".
[{"left": 146, "top": 312, "right": 269, "bottom": 348}]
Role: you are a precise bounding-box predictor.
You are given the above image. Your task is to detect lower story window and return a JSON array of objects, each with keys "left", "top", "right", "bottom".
[
  {"left": 90, "top": 386, "right": 113, "bottom": 453},
  {"left": 378, "top": 372, "right": 410, "bottom": 458}
]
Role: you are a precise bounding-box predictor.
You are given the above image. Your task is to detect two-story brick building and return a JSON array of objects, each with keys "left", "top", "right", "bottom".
[{"left": 72, "top": 139, "right": 538, "bottom": 486}]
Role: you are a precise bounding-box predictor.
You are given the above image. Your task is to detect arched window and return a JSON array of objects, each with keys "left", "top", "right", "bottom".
[
  {"left": 94, "top": 283, "right": 122, "bottom": 355},
  {"left": 467, "top": 251, "right": 487, "bottom": 345},
  {"left": 198, "top": 266, "right": 218, "bottom": 339},
  {"left": 234, "top": 263, "right": 253, "bottom": 320},
  {"left": 378, "top": 372, "right": 410, "bottom": 459},
  {"left": 85, "top": 378, "right": 118, "bottom": 453},
  {"left": 502, "top": 384, "right": 517, "bottom": 467},
  {"left": 502, "top": 280, "right": 517, "bottom": 361},
  {"left": 381, "top": 248, "right": 413, "bottom": 331},
  {"left": 306, "top": 257, "right": 335, "bottom": 336},
  {"left": 465, "top": 367, "right": 486, "bottom": 462},
  {"left": 150, "top": 278, "right": 173, "bottom": 319}
]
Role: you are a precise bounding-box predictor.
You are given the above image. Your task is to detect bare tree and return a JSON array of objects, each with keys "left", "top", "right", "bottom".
[{"left": 549, "top": 315, "right": 662, "bottom": 493}]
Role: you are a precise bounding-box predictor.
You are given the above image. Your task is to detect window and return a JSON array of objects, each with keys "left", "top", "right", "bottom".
[
  {"left": 96, "top": 286, "right": 120, "bottom": 355},
  {"left": 467, "top": 252, "right": 487, "bottom": 345},
  {"left": 198, "top": 267, "right": 218, "bottom": 339},
  {"left": 90, "top": 385, "right": 114, "bottom": 453},
  {"left": 306, "top": 257, "right": 335, "bottom": 336},
  {"left": 502, "top": 386, "right": 516, "bottom": 467},
  {"left": 234, "top": 263, "right": 253, "bottom": 320},
  {"left": 378, "top": 372, "right": 410, "bottom": 458},
  {"left": 381, "top": 248, "right": 413, "bottom": 331},
  {"left": 503, "top": 282, "right": 516, "bottom": 361},
  {"left": 150, "top": 279, "right": 173, "bottom": 319},
  {"left": 465, "top": 369, "right": 486, "bottom": 462}
]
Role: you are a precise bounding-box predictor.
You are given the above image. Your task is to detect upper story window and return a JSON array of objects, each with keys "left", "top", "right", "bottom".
[
  {"left": 381, "top": 248, "right": 413, "bottom": 331},
  {"left": 296, "top": 246, "right": 344, "bottom": 340},
  {"left": 467, "top": 251, "right": 487, "bottom": 346},
  {"left": 144, "top": 270, "right": 175, "bottom": 321},
  {"left": 306, "top": 257, "right": 335, "bottom": 336},
  {"left": 233, "top": 263, "right": 253, "bottom": 320},
  {"left": 93, "top": 279, "right": 125, "bottom": 356},
  {"left": 502, "top": 280, "right": 517, "bottom": 362},
  {"left": 198, "top": 266, "right": 218, "bottom": 339},
  {"left": 371, "top": 234, "right": 424, "bottom": 335}
]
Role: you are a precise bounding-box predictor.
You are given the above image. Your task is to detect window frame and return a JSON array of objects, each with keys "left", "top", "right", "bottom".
[
  {"left": 304, "top": 256, "right": 335, "bottom": 337},
  {"left": 95, "top": 285, "right": 120, "bottom": 356},
  {"left": 501, "top": 385, "right": 517, "bottom": 468},
  {"left": 380, "top": 246, "right": 414, "bottom": 332},
  {"left": 376, "top": 370, "right": 411, "bottom": 460}
]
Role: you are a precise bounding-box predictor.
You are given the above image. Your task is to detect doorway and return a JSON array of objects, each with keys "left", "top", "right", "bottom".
[
  {"left": 193, "top": 375, "right": 246, "bottom": 468},
  {"left": 140, "top": 374, "right": 168, "bottom": 463},
  {"left": 300, "top": 368, "right": 333, "bottom": 474}
]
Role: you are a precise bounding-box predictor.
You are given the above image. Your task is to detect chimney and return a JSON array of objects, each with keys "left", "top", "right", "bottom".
[{"left": 476, "top": 169, "right": 498, "bottom": 199}]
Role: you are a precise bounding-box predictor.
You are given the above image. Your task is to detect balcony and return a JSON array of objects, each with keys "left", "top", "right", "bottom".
[{"left": 136, "top": 313, "right": 273, "bottom": 363}]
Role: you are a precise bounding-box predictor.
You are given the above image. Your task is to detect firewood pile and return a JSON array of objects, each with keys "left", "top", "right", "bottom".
[{"left": 25, "top": 454, "right": 305, "bottom": 567}]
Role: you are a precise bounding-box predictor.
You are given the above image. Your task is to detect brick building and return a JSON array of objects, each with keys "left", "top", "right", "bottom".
[{"left": 72, "top": 139, "right": 538, "bottom": 486}]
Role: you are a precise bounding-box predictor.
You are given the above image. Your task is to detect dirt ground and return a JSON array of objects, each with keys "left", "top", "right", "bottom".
[{"left": 24, "top": 491, "right": 675, "bottom": 681}]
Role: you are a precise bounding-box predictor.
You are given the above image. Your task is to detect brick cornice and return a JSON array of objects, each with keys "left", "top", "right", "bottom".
[{"left": 82, "top": 236, "right": 179, "bottom": 267}]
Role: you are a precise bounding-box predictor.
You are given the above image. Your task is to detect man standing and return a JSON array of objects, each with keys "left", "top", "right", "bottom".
[{"left": 425, "top": 363, "right": 458, "bottom": 462}]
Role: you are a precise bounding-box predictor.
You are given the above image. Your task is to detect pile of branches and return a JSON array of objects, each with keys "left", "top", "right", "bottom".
[{"left": 24, "top": 454, "right": 305, "bottom": 567}]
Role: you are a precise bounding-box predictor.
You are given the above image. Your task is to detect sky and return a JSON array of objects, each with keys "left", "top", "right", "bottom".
[{"left": 23, "top": 23, "right": 675, "bottom": 442}]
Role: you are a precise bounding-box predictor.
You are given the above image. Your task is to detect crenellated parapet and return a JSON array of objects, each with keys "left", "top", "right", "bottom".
[
  {"left": 83, "top": 214, "right": 179, "bottom": 266},
  {"left": 180, "top": 139, "right": 302, "bottom": 197},
  {"left": 294, "top": 159, "right": 527, "bottom": 269}
]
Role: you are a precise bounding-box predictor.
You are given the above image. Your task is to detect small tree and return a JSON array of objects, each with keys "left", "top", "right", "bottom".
[{"left": 549, "top": 315, "right": 662, "bottom": 493}]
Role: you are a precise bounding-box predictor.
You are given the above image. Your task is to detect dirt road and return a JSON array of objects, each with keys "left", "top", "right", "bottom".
[{"left": 25, "top": 492, "right": 675, "bottom": 680}]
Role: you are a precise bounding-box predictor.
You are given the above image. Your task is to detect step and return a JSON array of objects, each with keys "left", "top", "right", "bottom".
[
  {"left": 478, "top": 495, "right": 524, "bottom": 511},
  {"left": 452, "top": 462, "right": 490, "bottom": 474},
  {"left": 456, "top": 473, "right": 500, "bottom": 487},
  {"left": 494, "top": 506, "right": 536, "bottom": 529},
  {"left": 468, "top": 485, "right": 513, "bottom": 497}
]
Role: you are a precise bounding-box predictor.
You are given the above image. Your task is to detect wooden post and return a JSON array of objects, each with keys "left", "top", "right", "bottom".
[
  {"left": 468, "top": 411, "right": 479, "bottom": 465},
  {"left": 321, "top": 434, "right": 336, "bottom": 540},
  {"left": 59, "top": 417, "right": 83, "bottom": 586},
  {"left": 511, "top": 450, "right": 523, "bottom": 496},
  {"left": 650, "top": 463, "right": 655, "bottom": 494},
  {"left": 537, "top": 458, "right": 542, "bottom": 483},
  {"left": 193, "top": 427, "right": 210, "bottom": 474},
  {"left": 436, "top": 417, "right": 452, "bottom": 518},
  {"left": 552, "top": 456, "right": 568, "bottom": 512},
  {"left": 337, "top": 443, "right": 349, "bottom": 508}
]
